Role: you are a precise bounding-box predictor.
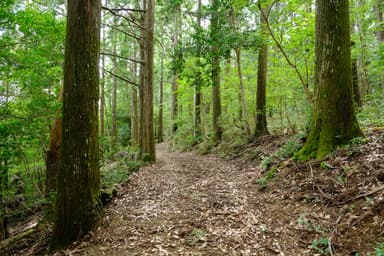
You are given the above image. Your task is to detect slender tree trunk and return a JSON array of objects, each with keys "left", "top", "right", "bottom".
[
  {"left": 45, "top": 87, "right": 63, "bottom": 196},
  {"left": 52, "top": 0, "right": 101, "bottom": 249},
  {"left": 111, "top": 45, "right": 118, "bottom": 153},
  {"left": 158, "top": 57, "right": 164, "bottom": 143},
  {"left": 131, "top": 49, "right": 139, "bottom": 146},
  {"left": 139, "top": 2, "right": 145, "bottom": 156},
  {"left": 211, "top": 0, "right": 222, "bottom": 141},
  {"left": 356, "top": 0, "right": 370, "bottom": 98},
  {"left": 171, "top": 6, "right": 181, "bottom": 133},
  {"left": 100, "top": 53, "right": 105, "bottom": 137},
  {"left": 298, "top": 0, "right": 362, "bottom": 160},
  {"left": 352, "top": 58, "right": 361, "bottom": 107},
  {"left": 194, "top": 0, "right": 202, "bottom": 139},
  {"left": 255, "top": 8, "right": 270, "bottom": 137},
  {"left": 234, "top": 48, "right": 250, "bottom": 134},
  {"left": 141, "top": 0, "right": 156, "bottom": 161}
]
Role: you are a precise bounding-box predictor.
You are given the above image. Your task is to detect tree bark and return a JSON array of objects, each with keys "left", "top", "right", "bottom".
[
  {"left": 158, "top": 56, "right": 164, "bottom": 143},
  {"left": 131, "top": 48, "right": 139, "bottom": 146},
  {"left": 297, "top": 0, "right": 362, "bottom": 160},
  {"left": 356, "top": 0, "right": 370, "bottom": 98},
  {"left": 141, "top": 0, "right": 156, "bottom": 161},
  {"left": 52, "top": 0, "right": 102, "bottom": 249},
  {"left": 100, "top": 54, "right": 105, "bottom": 137},
  {"left": 171, "top": 5, "right": 181, "bottom": 134},
  {"left": 194, "top": 0, "right": 202, "bottom": 139},
  {"left": 255, "top": 8, "right": 269, "bottom": 137},
  {"left": 111, "top": 43, "right": 118, "bottom": 153},
  {"left": 352, "top": 58, "right": 361, "bottom": 107},
  {"left": 45, "top": 87, "right": 63, "bottom": 196},
  {"left": 211, "top": 0, "right": 222, "bottom": 141}
]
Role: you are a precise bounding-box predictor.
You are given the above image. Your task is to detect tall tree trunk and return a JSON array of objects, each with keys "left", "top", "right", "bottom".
[
  {"left": 45, "top": 87, "right": 63, "bottom": 196},
  {"left": 158, "top": 57, "right": 164, "bottom": 143},
  {"left": 111, "top": 45, "right": 118, "bottom": 153},
  {"left": 356, "top": 0, "right": 370, "bottom": 98},
  {"left": 139, "top": 2, "right": 145, "bottom": 156},
  {"left": 194, "top": 0, "right": 202, "bottom": 139},
  {"left": 131, "top": 49, "right": 139, "bottom": 146},
  {"left": 211, "top": 0, "right": 222, "bottom": 141},
  {"left": 255, "top": 8, "right": 270, "bottom": 137},
  {"left": 297, "top": 0, "right": 362, "bottom": 160},
  {"left": 234, "top": 48, "right": 250, "bottom": 134},
  {"left": 100, "top": 52, "right": 105, "bottom": 137},
  {"left": 141, "top": 0, "right": 156, "bottom": 161},
  {"left": 171, "top": 5, "right": 181, "bottom": 133},
  {"left": 352, "top": 58, "right": 361, "bottom": 107},
  {"left": 52, "top": 0, "right": 101, "bottom": 249}
]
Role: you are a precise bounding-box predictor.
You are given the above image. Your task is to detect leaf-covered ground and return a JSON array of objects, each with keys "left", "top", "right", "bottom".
[{"left": 5, "top": 130, "right": 384, "bottom": 255}]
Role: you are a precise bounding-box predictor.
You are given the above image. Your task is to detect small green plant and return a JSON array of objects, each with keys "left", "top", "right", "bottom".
[
  {"left": 298, "top": 214, "right": 323, "bottom": 233},
  {"left": 261, "top": 226, "right": 269, "bottom": 234},
  {"left": 187, "top": 228, "right": 206, "bottom": 246},
  {"left": 256, "top": 177, "right": 268, "bottom": 189},
  {"left": 261, "top": 156, "right": 272, "bottom": 172},
  {"left": 310, "top": 237, "right": 330, "bottom": 255},
  {"left": 338, "top": 174, "right": 346, "bottom": 184},
  {"left": 375, "top": 242, "right": 384, "bottom": 256},
  {"left": 274, "top": 134, "right": 304, "bottom": 160},
  {"left": 320, "top": 162, "right": 328, "bottom": 170},
  {"left": 256, "top": 168, "right": 277, "bottom": 189}
]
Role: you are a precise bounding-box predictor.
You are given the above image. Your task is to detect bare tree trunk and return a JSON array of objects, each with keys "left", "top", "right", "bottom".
[
  {"left": 141, "top": 0, "right": 156, "bottom": 161},
  {"left": 111, "top": 45, "right": 118, "bottom": 154},
  {"left": 171, "top": 5, "right": 181, "bottom": 133},
  {"left": 194, "top": 0, "right": 202, "bottom": 139},
  {"left": 234, "top": 48, "right": 250, "bottom": 134},
  {"left": 45, "top": 87, "right": 63, "bottom": 196},
  {"left": 158, "top": 56, "right": 164, "bottom": 143},
  {"left": 352, "top": 58, "right": 361, "bottom": 107},
  {"left": 52, "top": 0, "right": 101, "bottom": 248},
  {"left": 356, "top": 0, "right": 370, "bottom": 98},
  {"left": 255, "top": 8, "right": 270, "bottom": 137},
  {"left": 211, "top": 0, "right": 222, "bottom": 141},
  {"left": 131, "top": 48, "right": 139, "bottom": 146},
  {"left": 100, "top": 53, "right": 105, "bottom": 137},
  {"left": 139, "top": 1, "right": 145, "bottom": 156}
]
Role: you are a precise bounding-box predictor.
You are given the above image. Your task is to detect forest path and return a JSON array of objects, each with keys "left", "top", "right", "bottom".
[{"left": 63, "top": 143, "right": 307, "bottom": 256}]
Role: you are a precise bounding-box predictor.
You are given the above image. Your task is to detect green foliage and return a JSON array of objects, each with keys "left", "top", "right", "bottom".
[
  {"left": 256, "top": 168, "right": 276, "bottom": 189},
  {"left": 274, "top": 134, "right": 304, "bottom": 160},
  {"left": 310, "top": 237, "right": 330, "bottom": 255},
  {"left": 375, "top": 242, "right": 384, "bottom": 256}
]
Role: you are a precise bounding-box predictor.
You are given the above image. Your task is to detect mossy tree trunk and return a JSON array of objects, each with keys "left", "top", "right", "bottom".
[
  {"left": 51, "top": 0, "right": 102, "bottom": 249},
  {"left": 297, "top": 0, "right": 362, "bottom": 160},
  {"left": 255, "top": 7, "right": 269, "bottom": 137}
]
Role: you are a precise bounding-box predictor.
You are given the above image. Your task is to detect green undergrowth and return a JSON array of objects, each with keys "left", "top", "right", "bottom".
[{"left": 101, "top": 157, "right": 144, "bottom": 189}]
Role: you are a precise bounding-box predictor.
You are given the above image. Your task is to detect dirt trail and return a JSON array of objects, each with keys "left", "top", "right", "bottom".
[{"left": 60, "top": 143, "right": 311, "bottom": 256}]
